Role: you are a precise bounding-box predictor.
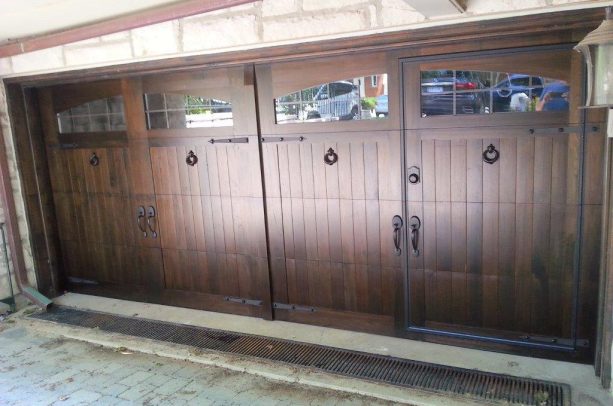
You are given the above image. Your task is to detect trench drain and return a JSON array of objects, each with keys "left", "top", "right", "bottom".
[{"left": 31, "top": 307, "right": 569, "bottom": 405}]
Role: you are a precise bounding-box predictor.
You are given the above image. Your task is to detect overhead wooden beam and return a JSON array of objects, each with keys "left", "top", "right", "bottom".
[{"left": 0, "top": 0, "right": 258, "bottom": 58}]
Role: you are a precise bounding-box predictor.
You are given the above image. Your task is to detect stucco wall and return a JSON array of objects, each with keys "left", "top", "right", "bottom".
[{"left": 0, "top": 0, "right": 609, "bottom": 302}]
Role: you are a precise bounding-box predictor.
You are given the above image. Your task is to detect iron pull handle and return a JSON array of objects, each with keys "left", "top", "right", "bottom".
[
  {"left": 136, "top": 206, "right": 147, "bottom": 238},
  {"left": 392, "top": 215, "right": 403, "bottom": 256},
  {"left": 409, "top": 216, "right": 421, "bottom": 257},
  {"left": 146, "top": 206, "right": 157, "bottom": 239}
]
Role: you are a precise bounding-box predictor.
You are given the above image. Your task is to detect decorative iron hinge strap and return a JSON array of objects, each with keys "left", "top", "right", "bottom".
[
  {"left": 261, "top": 136, "right": 306, "bottom": 143},
  {"left": 273, "top": 302, "right": 316, "bottom": 312},
  {"left": 208, "top": 137, "right": 249, "bottom": 144},
  {"left": 528, "top": 126, "right": 599, "bottom": 134},
  {"left": 519, "top": 335, "right": 589, "bottom": 348},
  {"left": 223, "top": 296, "right": 262, "bottom": 306}
]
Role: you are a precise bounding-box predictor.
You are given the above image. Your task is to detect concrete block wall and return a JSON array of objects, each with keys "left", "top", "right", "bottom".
[{"left": 0, "top": 0, "right": 609, "bottom": 302}]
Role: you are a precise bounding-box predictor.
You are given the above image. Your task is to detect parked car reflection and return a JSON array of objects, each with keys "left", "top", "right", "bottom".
[{"left": 421, "top": 71, "right": 486, "bottom": 116}]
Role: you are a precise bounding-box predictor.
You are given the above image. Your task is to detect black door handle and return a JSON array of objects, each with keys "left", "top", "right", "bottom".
[
  {"left": 136, "top": 206, "right": 147, "bottom": 238},
  {"left": 409, "top": 216, "right": 421, "bottom": 257},
  {"left": 392, "top": 215, "right": 403, "bottom": 256},
  {"left": 146, "top": 206, "right": 157, "bottom": 239}
]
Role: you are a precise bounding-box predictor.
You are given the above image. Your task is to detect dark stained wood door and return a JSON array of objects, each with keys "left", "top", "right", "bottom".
[
  {"left": 39, "top": 80, "right": 164, "bottom": 292},
  {"left": 402, "top": 48, "right": 604, "bottom": 349},
  {"left": 142, "top": 67, "right": 271, "bottom": 317},
  {"left": 256, "top": 53, "right": 404, "bottom": 334},
  {"left": 40, "top": 67, "right": 272, "bottom": 317}
]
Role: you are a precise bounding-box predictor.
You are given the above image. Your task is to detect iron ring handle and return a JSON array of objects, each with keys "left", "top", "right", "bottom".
[
  {"left": 137, "top": 214, "right": 147, "bottom": 238},
  {"left": 483, "top": 144, "right": 499, "bottom": 165},
  {"left": 89, "top": 152, "right": 99, "bottom": 167},
  {"left": 324, "top": 148, "right": 338, "bottom": 166},
  {"left": 186, "top": 150, "right": 198, "bottom": 166}
]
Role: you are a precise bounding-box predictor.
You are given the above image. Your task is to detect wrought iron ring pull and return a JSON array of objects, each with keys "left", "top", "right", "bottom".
[
  {"left": 146, "top": 206, "right": 157, "bottom": 239},
  {"left": 136, "top": 206, "right": 147, "bottom": 238},
  {"left": 483, "top": 144, "right": 499, "bottom": 165},
  {"left": 186, "top": 150, "right": 198, "bottom": 166},
  {"left": 89, "top": 152, "right": 99, "bottom": 167},
  {"left": 324, "top": 147, "right": 338, "bottom": 166}
]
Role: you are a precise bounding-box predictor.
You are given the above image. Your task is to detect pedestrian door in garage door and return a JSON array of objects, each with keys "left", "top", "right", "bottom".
[{"left": 401, "top": 47, "right": 604, "bottom": 351}]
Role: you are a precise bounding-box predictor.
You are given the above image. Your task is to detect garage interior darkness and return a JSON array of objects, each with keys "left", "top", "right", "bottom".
[{"left": 2, "top": 6, "right": 613, "bottom": 388}]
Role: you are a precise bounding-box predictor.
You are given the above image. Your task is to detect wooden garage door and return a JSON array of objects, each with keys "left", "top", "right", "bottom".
[
  {"left": 41, "top": 67, "right": 272, "bottom": 317},
  {"left": 256, "top": 53, "right": 404, "bottom": 334},
  {"left": 402, "top": 47, "right": 604, "bottom": 350}
]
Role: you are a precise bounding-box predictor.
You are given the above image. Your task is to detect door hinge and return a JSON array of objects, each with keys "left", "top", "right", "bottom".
[
  {"left": 261, "top": 136, "right": 306, "bottom": 143},
  {"left": 273, "top": 302, "right": 316, "bottom": 312},
  {"left": 67, "top": 276, "right": 98, "bottom": 285},
  {"left": 519, "top": 335, "right": 589, "bottom": 348},
  {"left": 223, "top": 296, "right": 262, "bottom": 306},
  {"left": 208, "top": 137, "right": 249, "bottom": 144},
  {"left": 528, "top": 126, "right": 599, "bottom": 135}
]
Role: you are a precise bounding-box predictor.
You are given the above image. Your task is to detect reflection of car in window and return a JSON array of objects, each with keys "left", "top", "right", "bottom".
[
  {"left": 536, "top": 82, "right": 569, "bottom": 111},
  {"left": 308, "top": 80, "right": 360, "bottom": 120},
  {"left": 421, "top": 71, "right": 485, "bottom": 116},
  {"left": 492, "top": 74, "right": 544, "bottom": 112}
]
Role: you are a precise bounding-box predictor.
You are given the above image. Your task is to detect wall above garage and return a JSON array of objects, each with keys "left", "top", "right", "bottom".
[{"left": 0, "top": 0, "right": 612, "bottom": 78}]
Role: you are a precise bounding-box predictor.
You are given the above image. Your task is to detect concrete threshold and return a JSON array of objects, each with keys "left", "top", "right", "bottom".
[{"left": 20, "top": 293, "right": 613, "bottom": 405}]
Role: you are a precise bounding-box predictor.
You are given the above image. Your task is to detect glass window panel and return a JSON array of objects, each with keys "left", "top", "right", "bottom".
[
  {"left": 88, "top": 99, "right": 108, "bottom": 115},
  {"left": 421, "top": 70, "right": 568, "bottom": 117},
  {"left": 147, "top": 112, "right": 168, "bottom": 129},
  {"left": 144, "top": 93, "right": 165, "bottom": 111},
  {"left": 71, "top": 116, "right": 90, "bottom": 133},
  {"left": 110, "top": 114, "right": 126, "bottom": 131},
  {"left": 90, "top": 115, "right": 110, "bottom": 132},
  {"left": 56, "top": 96, "right": 126, "bottom": 134},
  {"left": 57, "top": 112, "right": 73, "bottom": 134},
  {"left": 455, "top": 92, "right": 490, "bottom": 115},
  {"left": 274, "top": 73, "right": 388, "bottom": 124},
  {"left": 144, "top": 93, "right": 233, "bottom": 129}
]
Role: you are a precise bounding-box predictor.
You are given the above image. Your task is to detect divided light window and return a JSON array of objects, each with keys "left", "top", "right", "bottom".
[
  {"left": 275, "top": 74, "right": 388, "bottom": 124},
  {"left": 420, "top": 70, "right": 569, "bottom": 117},
  {"left": 144, "top": 93, "right": 233, "bottom": 129},
  {"left": 57, "top": 96, "right": 126, "bottom": 134}
]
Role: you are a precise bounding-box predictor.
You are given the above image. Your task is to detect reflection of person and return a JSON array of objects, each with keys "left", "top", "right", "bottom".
[
  {"left": 510, "top": 92, "right": 530, "bottom": 111},
  {"left": 536, "top": 82, "right": 569, "bottom": 111}
]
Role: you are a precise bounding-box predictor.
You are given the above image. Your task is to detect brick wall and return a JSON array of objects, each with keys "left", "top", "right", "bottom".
[{"left": 0, "top": 0, "right": 607, "bottom": 302}]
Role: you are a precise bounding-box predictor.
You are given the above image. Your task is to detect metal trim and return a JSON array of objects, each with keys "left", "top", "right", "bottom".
[
  {"left": 273, "top": 302, "right": 316, "bottom": 312},
  {"left": 208, "top": 137, "right": 249, "bottom": 144},
  {"left": 223, "top": 296, "right": 263, "bottom": 306}
]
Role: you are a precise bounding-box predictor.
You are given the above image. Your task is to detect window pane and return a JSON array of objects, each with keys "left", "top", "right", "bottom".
[
  {"left": 56, "top": 96, "right": 126, "bottom": 134},
  {"left": 275, "top": 73, "right": 389, "bottom": 124},
  {"left": 144, "top": 93, "right": 233, "bottom": 129},
  {"left": 421, "top": 70, "right": 568, "bottom": 117}
]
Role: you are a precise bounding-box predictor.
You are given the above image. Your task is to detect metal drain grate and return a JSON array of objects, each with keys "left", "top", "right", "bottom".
[{"left": 32, "top": 307, "right": 570, "bottom": 405}]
